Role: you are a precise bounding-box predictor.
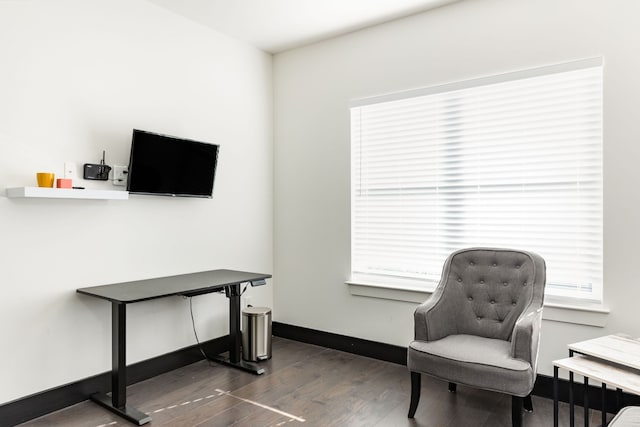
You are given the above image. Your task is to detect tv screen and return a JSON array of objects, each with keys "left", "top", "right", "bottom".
[{"left": 126, "top": 129, "right": 219, "bottom": 198}]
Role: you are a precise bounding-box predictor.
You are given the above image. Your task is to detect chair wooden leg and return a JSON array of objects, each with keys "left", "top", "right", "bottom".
[
  {"left": 448, "top": 382, "right": 457, "bottom": 393},
  {"left": 512, "top": 396, "right": 523, "bottom": 427},
  {"left": 408, "top": 371, "right": 421, "bottom": 418},
  {"left": 523, "top": 394, "right": 533, "bottom": 412}
]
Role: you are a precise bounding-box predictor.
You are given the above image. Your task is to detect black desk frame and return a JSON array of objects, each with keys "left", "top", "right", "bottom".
[{"left": 77, "top": 270, "right": 271, "bottom": 425}]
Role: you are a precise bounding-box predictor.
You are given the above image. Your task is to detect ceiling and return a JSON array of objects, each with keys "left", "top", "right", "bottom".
[{"left": 146, "top": 0, "right": 459, "bottom": 53}]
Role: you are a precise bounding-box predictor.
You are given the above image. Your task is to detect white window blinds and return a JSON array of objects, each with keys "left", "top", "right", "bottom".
[{"left": 351, "top": 58, "right": 603, "bottom": 301}]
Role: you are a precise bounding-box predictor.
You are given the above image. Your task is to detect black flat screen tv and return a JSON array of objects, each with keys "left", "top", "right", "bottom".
[{"left": 126, "top": 129, "right": 219, "bottom": 198}]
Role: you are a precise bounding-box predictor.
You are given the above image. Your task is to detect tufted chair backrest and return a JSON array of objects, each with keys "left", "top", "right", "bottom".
[{"left": 439, "top": 248, "right": 546, "bottom": 341}]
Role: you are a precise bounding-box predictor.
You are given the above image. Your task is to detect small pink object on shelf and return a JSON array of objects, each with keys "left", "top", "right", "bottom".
[{"left": 56, "top": 178, "right": 72, "bottom": 188}]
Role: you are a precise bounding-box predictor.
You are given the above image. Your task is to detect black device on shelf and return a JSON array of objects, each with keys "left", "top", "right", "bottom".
[
  {"left": 126, "top": 129, "right": 219, "bottom": 198},
  {"left": 84, "top": 150, "right": 111, "bottom": 180}
]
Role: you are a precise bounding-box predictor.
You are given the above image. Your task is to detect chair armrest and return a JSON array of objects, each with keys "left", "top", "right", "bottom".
[
  {"left": 510, "top": 304, "right": 543, "bottom": 367},
  {"left": 414, "top": 284, "right": 458, "bottom": 341}
]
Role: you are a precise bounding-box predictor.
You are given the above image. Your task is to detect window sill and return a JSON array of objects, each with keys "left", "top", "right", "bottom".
[
  {"left": 542, "top": 297, "right": 610, "bottom": 327},
  {"left": 346, "top": 280, "right": 610, "bottom": 327}
]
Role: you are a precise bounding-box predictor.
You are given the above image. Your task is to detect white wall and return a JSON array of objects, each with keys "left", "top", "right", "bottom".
[
  {"left": 0, "top": 0, "right": 273, "bottom": 404},
  {"left": 273, "top": 0, "right": 640, "bottom": 377}
]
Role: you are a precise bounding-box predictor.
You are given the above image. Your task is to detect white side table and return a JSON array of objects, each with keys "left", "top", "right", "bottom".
[{"left": 553, "top": 335, "right": 640, "bottom": 427}]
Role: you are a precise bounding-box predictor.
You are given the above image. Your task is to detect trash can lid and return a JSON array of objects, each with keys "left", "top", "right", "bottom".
[{"left": 243, "top": 306, "right": 271, "bottom": 316}]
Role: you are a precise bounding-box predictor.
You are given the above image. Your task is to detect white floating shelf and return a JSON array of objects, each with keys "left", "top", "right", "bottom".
[{"left": 6, "top": 187, "right": 129, "bottom": 200}]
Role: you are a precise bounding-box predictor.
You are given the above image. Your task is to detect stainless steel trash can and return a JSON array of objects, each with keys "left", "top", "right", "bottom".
[{"left": 242, "top": 306, "right": 272, "bottom": 362}]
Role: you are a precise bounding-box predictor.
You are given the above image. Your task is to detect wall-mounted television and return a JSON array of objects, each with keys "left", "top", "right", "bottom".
[{"left": 126, "top": 129, "right": 219, "bottom": 198}]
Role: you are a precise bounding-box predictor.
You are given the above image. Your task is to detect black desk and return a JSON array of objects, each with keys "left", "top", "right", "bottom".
[{"left": 77, "top": 269, "right": 271, "bottom": 425}]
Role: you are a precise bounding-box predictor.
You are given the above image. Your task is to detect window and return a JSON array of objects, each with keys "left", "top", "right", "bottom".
[{"left": 351, "top": 58, "right": 603, "bottom": 301}]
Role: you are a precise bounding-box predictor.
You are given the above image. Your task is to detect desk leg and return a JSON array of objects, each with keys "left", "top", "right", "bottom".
[
  {"left": 209, "top": 284, "right": 265, "bottom": 375},
  {"left": 113, "top": 301, "right": 126, "bottom": 407},
  {"left": 90, "top": 302, "right": 151, "bottom": 425},
  {"left": 229, "top": 284, "right": 241, "bottom": 364},
  {"left": 553, "top": 366, "right": 559, "bottom": 427}
]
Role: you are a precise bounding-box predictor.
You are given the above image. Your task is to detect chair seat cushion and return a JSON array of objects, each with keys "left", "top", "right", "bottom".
[
  {"left": 608, "top": 406, "right": 640, "bottom": 426},
  {"left": 408, "top": 334, "right": 534, "bottom": 396}
]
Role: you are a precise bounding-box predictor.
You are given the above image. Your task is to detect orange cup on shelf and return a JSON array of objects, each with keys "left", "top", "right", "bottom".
[
  {"left": 36, "top": 172, "right": 55, "bottom": 188},
  {"left": 56, "top": 178, "right": 72, "bottom": 188}
]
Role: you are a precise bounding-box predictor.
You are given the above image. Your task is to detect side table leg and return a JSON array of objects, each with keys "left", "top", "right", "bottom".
[
  {"left": 601, "top": 383, "right": 606, "bottom": 427},
  {"left": 584, "top": 376, "right": 589, "bottom": 427},
  {"left": 553, "top": 366, "right": 559, "bottom": 427},
  {"left": 570, "top": 371, "right": 575, "bottom": 427},
  {"left": 616, "top": 388, "right": 623, "bottom": 412}
]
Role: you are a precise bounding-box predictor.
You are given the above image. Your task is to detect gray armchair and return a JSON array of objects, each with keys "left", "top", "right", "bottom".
[{"left": 408, "top": 248, "right": 546, "bottom": 427}]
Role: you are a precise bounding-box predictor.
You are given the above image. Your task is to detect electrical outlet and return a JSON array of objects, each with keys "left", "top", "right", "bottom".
[
  {"left": 244, "top": 297, "right": 252, "bottom": 309},
  {"left": 112, "top": 165, "right": 128, "bottom": 186},
  {"left": 64, "top": 162, "right": 78, "bottom": 180}
]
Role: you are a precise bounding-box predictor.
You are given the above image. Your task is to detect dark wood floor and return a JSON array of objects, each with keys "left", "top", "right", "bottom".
[{"left": 19, "top": 337, "right": 608, "bottom": 426}]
